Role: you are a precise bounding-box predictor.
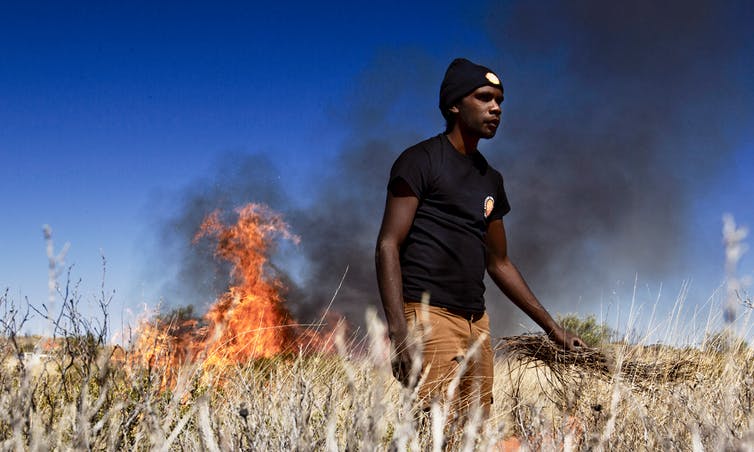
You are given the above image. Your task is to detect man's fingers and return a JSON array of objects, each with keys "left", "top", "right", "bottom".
[
  {"left": 391, "top": 353, "right": 413, "bottom": 386},
  {"left": 391, "top": 361, "right": 401, "bottom": 379}
]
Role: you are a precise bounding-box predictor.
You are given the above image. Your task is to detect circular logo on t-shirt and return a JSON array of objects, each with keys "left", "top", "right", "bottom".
[{"left": 484, "top": 196, "right": 495, "bottom": 218}]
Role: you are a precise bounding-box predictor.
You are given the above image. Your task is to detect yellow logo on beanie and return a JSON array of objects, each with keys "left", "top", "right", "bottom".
[{"left": 485, "top": 72, "right": 500, "bottom": 85}]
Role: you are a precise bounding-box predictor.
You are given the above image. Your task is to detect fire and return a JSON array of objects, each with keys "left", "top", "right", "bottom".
[
  {"left": 129, "top": 203, "right": 328, "bottom": 386},
  {"left": 195, "top": 204, "right": 300, "bottom": 368}
]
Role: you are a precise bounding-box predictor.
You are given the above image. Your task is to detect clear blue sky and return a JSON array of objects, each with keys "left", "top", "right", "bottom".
[{"left": 2, "top": 1, "right": 752, "bottom": 341}]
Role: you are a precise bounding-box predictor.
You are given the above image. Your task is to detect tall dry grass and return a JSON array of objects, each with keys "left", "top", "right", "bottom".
[
  {"left": 3, "top": 292, "right": 754, "bottom": 450},
  {"left": 0, "top": 217, "right": 751, "bottom": 450}
]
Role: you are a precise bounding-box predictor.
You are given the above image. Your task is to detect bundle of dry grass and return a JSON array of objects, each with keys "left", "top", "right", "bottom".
[
  {"left": 496, "top": 334, "right": 696, "bottom": 388},
  {"left": 492, "top": 334, "right": 754, "bottom": 449}
]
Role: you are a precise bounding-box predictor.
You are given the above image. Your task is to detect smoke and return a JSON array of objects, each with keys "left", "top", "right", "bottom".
[
  {"left": 148, "top": 2, "right": 753, "bottom": 335},
  {"left": 477, "top": 0, "right": 754, "bottom": 321},
  {"left": 148, "top": 153, "right": 288, "bottom": 312}
]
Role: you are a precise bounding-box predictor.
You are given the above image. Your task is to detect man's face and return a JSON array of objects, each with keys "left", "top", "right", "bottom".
[{"left": 452, "top": 85, "right": 503, "bottom": 139}]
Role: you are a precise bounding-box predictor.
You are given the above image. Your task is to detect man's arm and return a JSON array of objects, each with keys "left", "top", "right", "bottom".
[
  {"left": 485, "top": 218, "right": 585, "bottom": 350},
  {"left": 375, "top": 178, "right": 419, "bottom": 383}
]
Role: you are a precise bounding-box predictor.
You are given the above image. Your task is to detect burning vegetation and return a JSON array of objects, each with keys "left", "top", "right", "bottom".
[{"left": 130, "top": 203, "right": 331, "bottom": 384}]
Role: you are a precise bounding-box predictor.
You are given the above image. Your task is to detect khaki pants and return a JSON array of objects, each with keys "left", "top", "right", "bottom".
[{"left": 403, "top": 302, "right": 494, "bottom": 416}]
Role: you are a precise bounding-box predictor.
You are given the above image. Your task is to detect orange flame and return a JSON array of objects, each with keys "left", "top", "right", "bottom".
[
  {"left": 129, "top": 203, "right": 332, "bottom": 386},
  {"left": 195, "top": 204, "right": 300, "bottom": 369}
]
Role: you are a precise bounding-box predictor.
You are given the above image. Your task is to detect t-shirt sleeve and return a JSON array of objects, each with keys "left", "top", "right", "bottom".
[
  {"left": 388, "top": 146, "right": 432, "bottom": 199},
  {"left": 487, "top": 175, "right": 511, "bottom": 222}
]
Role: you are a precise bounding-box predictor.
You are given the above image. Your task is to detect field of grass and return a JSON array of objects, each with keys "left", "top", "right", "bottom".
[
  {"left": 1, "top": 216, "right": 749, "bottom": 450},
  {"left": 2, "top": 296, "right": 754, "bottom": 451}
]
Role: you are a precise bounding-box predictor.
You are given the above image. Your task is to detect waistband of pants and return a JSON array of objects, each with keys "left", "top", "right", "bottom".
[
  {"left": 405, "top": 300, "right": 485, "bottom": 322},
  {"left": 444, "top": 306, "right": 485, "bottom": 322}
]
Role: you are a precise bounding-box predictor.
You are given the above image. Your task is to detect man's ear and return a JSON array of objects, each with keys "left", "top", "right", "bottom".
[{"left": 449, "top": 105, "right": 459, "bottom": 114}]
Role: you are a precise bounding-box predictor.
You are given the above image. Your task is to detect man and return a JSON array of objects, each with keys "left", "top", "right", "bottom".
[{"left": 375, "top": 58, "right": 584, "bottom": 417}]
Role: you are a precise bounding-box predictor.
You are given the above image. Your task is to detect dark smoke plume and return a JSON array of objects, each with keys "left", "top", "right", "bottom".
[
  {"left": 148, "top": 153, "right": 288, "bottom": 312},
  {"left": 478, "top": 0, "right": 754, "bottom": 322}
]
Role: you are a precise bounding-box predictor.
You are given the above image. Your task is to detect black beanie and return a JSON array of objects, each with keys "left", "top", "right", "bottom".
[{"left": 439, "top": 58, "right": 503, "bottom": 115}]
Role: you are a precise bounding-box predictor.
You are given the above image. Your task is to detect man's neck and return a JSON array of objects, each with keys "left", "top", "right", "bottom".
[{"left": 445, "top": 128, "right": 480, "bottom": 156}]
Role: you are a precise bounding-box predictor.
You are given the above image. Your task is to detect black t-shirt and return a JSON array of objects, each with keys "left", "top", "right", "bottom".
[{"left": 389, "top": 133, "right": 511, "bottom": 313}]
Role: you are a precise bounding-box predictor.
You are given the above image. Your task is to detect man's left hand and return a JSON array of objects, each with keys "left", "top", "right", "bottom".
[{"left": 548, "top": 327, "right": 586, "bottom": 351}]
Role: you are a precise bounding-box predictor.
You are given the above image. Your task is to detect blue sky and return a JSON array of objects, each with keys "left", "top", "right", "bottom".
[{"left": 2, "top": 1, "right": 753, "bottom": 341}]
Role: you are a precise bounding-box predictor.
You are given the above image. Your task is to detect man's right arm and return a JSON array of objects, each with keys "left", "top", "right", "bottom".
[{"left": 375, "top": 178, "right": 419, "bottom": 383}]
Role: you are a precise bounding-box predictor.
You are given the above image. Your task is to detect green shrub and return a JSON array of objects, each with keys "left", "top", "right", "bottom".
[{"left": 556, "top": 313, "right": 615, "bottom": 347}]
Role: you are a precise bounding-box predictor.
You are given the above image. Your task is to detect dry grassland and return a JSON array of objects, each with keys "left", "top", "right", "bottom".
[{"left": 1, "top": 308, "right": 754, "bottom": 451}]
